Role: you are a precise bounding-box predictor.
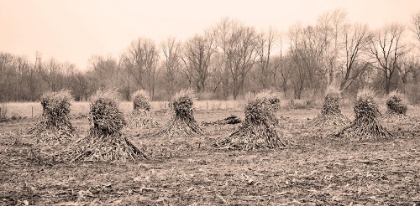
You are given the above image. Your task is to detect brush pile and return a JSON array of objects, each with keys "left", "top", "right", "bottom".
[
  {"left": 66, "top": 90, "right": 146, "bottom": 162},
  {"left": 309, "top": 87, "right": 350, "bottom": 126},
  {"left": 214, "top": 91, "right": 285, "bottom": 150},
  {"left": 202, "top": 115, "right": 241, "bottom": 126},
  {"left": 128, "top": 90, "right": 159, "bottom": 128},
  {"left": 152, "top": 89, "right": 203, "bottom": 137},
  {"left": 334, "top": 89, "right": 392, "bottom": 140},
  {"left": 29, "top": 90, "right": 76, "bottom": 145},
  {"left": 386, "top": 91, "right": 407, "bottom": 115}
]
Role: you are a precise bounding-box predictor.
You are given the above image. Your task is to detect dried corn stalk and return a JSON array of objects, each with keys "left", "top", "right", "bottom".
[
  {"left": 66, "top": 90, "right": 146, "bottom": 162},
  {"left": 152, "top": 89, "right": 203, "bottom": 137},
  {"left": 214, "top": 91, "right": 285, "bottom": 150},
  {"left": 309, "top": 89, "right": 350, "bottom": 127},
  {"left": 29, "top": 90, "right": 76, "bottom": 145},
  {"left": 128, "top": 90, "right": 159, "bottom": 128},
  {"left": 132, "top": 90, "right": 151, "bottom": 111},
  {"left": 334, "top": 89, "right": 392, "bottom": 139},
  {"left": 386, "top": 91, "right": 407, "bottom": 115}
]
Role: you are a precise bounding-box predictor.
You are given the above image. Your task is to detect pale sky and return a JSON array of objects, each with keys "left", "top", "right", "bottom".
[{"left": 1, "top": 0, "right": 419, "bottom": 70}]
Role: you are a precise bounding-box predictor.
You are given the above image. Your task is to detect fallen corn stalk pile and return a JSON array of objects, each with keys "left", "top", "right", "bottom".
[{"left": 202, "top": 115, "right": 241, "bottom": 126}]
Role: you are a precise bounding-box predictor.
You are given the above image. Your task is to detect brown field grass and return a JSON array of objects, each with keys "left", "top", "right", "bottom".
[{"left": 1, "top": 103, "right": 420, "bottom": 205}]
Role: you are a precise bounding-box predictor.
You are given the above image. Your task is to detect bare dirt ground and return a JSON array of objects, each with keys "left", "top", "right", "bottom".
[{"left": 1, "top": 108, "right": 420, "bottom": 205}]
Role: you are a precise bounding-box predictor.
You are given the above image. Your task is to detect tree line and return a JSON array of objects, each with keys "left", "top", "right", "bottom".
[{"left": 2, "top": 9, "right": 420, "bottom": 103}]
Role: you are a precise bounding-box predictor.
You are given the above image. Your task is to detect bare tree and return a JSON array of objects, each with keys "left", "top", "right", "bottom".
[
  {"left": 0, "top": 52, "right": 15, "bottom": 101},
  {"left": 398, "top": 54, "right": 419, "bottom": 92},
  {"left": 161, "top": 37, "right": 183, "bottom": 97},
  {"left": 272, "top": 54, "right": 291, "bottom": 94},
  {"left": 412, "top": 11, "right": 420, "bottom": 48},
  {"left": 88, "top": 55, "right": 119, "bottom": 90},
  {"left": 369, "top": 23, "right": 409, "bottom": 94},
  {"left": 316, "top": 9, "right": 348, "bottom": 85},
  {"left": 181, "top": 32, "right": 216, "bottom": 93},
  {"left": 288, "top": 23, "right": 326, "bottom": 98},
  {"left": 255, "top": 27, "right": 276, "bottom": 89},
  {"left": 215, "top": 18, "right": 258, "bottom": 99},
  {"left": 27, "top": 52, "right": 42, "bottom": 101},
  {"left": 70, "top": 72, "right": 89, "bottom": 101},
  {"left": 121, "top": 38, "right": 159, "bottom": 99},
  {"left": 340, "top": 23, "right": 372, "bottom": 91},
  {"left": 40, "top": 58, "right": 66, "bottom": 92}
]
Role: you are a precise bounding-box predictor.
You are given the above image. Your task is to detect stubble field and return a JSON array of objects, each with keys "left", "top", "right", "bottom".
[{"left": 1, "top": 102, "right": 420, "bottom": 205}]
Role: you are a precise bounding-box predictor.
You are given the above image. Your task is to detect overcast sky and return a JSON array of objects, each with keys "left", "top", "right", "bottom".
[{"left": 1, "top": 0, "right": 419, "bottom": 70}]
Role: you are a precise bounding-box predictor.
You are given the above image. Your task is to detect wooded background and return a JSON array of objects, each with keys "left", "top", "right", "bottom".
[{"left": 2, "top": 9, "right": 420, "bottom": 103}]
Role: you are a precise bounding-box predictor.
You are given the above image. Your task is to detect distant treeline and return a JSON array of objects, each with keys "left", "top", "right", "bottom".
[{"left": 2, "top": 9, "right": 420, "bottom": 103}]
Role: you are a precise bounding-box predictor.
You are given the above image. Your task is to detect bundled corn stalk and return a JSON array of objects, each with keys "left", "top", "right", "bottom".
[
  {"left": 308, "top": 87, "right": 350, "bottom": 126},
  {"left": 66, "top": 90, "right": 146, "bottom": 162},
  {"left": 28, "top": 90, "right": 76, "bottom": 145},
  {"left": 214, "top": 91, "right": 285, "bottom": 150},
  {"left": 128, "top": 90, "right": 159, "bottom": 128},
  {"left": 152, "top": 89, "right": 203, "bottom": 137},
  {"left": 334, "top": 89, "right": 392, "bottom": 140},
  {"left": 386, "top": 91, "right": 407, "bottom": 115},
  {"left": 201, "top": 115, "right": 241, "bottom": 126}
]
